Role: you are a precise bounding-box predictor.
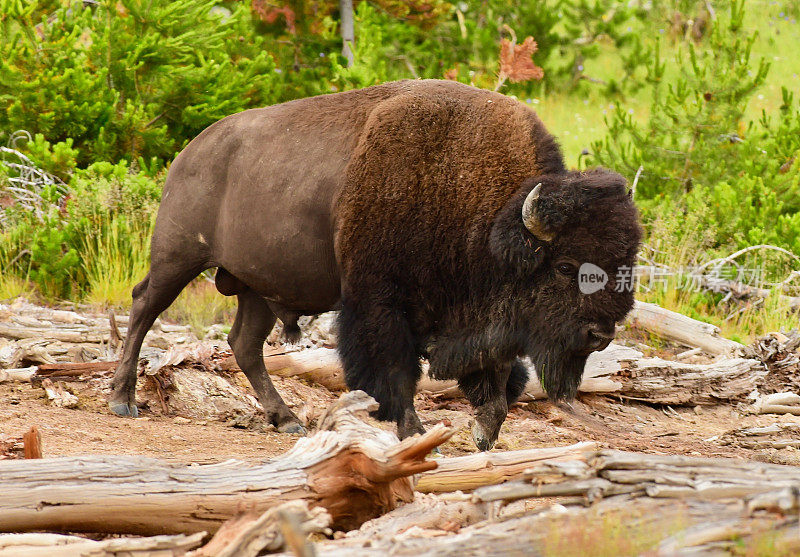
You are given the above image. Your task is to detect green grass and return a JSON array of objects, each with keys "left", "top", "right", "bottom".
[{"left": 80, "top": 215, "right": 154, "bottom": 309}]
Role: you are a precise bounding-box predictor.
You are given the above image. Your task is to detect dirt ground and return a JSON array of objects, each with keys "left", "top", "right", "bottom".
[{"left": 3, "top": 372, "right": 799, "bottom": 466}]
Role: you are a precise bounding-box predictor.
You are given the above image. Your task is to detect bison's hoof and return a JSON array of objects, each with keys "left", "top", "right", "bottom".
[
  {"left": 278, "top": 421, "right": 307, "bottom": 435},
  {"left": 471, "top": 423, "right": 496, "bottom": 452},
  {"left": 109, "top": 402, "right": 139, "bottom": 418}
]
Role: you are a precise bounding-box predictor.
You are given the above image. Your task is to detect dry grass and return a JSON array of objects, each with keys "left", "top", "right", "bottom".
[
  {"left": 542, "top": 506, "right": 687, "bottom": 557},
  {"left": 162, "top": 278, "right": 237, "bottom": 338},
  {"left": 0, "top": 274, "right": 33, "bottom": 302}
]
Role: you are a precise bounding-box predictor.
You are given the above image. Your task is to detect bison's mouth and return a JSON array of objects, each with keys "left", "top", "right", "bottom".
[{"left": 529, "top": 347, "right": 588, "bottom": 402}]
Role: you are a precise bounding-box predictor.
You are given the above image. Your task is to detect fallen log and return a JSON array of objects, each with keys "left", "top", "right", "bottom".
[
  {"left": 472, "top": 449, "right": 800, "bottom": 504},
  {"left": 0, "top": 367, "right": 35, "bottom": 383},
  {"left": 415, "top": 441, "right": 597, "bottom": 493},
  {"left": 0, "top": 391, "right": 454, "bottom": 535},
  {"left": 752, "top": 391, "right": 800, "bottom": 415},
  {"left": 627, "top": 300, "right": 744, "bottom": 356},
  {"left": 340, "top": 493, "right": 489, "bottom": 541},
  {"left": 280, "top": 494, "right": 799, "bottom": 557},
  {"left": 36, "top": 360, "right": 118, "bottom": 375},
  {"left": 720, "top": 422, "right": 800, "bottom": 450},
  {"left": 0, "top": 532, "right": 206, "bottom": 557},
  {"left": 256, "top": 344, "right": 764, "bottom": 406}
]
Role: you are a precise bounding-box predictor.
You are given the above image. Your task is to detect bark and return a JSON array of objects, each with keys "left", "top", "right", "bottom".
[
  {"left": 0, "top": 391, "right": 454, "bottom": 536},
  {"left": 0, "top": 532, "right": 206, "bottom": 557},
  {"left": 191, "top": 501, "right": 330, "bottom": 557},
  {"left": 339, "top": 0, "right": 354, "bottom": 66}
]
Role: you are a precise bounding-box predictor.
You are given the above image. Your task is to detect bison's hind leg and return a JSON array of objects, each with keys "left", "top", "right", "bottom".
[
  {"left": 110, "top": 267, "right": 202, "bottom": 416},
  {"left": 338, "top": 297, "right": 424, "bottom": 440},
  {"left": 229, "top": 289, "right": 305, "bottom": 434}
]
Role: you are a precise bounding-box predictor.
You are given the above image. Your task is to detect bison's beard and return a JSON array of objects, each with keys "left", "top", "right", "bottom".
[{"left": 529, "top": 346, "right": 588, "bottom": 402}]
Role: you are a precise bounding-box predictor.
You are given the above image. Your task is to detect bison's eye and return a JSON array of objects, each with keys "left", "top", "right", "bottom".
[{"left": 556, "top": 262, "right": 577, "bottom": 276}]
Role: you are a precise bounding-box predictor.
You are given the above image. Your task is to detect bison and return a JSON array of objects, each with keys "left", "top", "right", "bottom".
[{"left": 109, "top": 79, "right": 641, "bottom": 450}]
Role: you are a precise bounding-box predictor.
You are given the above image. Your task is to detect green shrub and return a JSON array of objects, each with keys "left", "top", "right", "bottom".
[
  {"left": 0, "top": 158, "right": 163, "bottom": 302},
  {"left": 591, "top": 0, "right": 770, "bottom": 199},
  {"left": 0, "top": 0, "right": 283, "bottom": 168}
]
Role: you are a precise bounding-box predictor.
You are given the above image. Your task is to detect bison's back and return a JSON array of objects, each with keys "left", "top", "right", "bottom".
[{"left": 150, "top": 82, "right": 408, "bottom": 311}]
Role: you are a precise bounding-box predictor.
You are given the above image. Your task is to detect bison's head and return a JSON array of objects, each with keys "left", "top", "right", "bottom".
[{"left": 490, "top": 168, "right": 642, "bottom": 401}]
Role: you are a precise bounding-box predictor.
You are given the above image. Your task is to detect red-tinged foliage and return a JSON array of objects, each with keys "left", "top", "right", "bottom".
[
  {"left": 499, "top": 36, "right": 544, "bottom": 83},
  {"left": 252, "top": 0, "right": 297, "bottom": 34},
  {"left": 443, "top": 67, "right": 458, "bottom": 80}
]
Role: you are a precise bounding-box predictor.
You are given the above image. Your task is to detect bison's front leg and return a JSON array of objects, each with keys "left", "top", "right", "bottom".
[
  {"left": 426, "top": 327, "right": 518, "bottom": 381},
  {"left": 338, "top": 296, "right": 425, "bottom": 440},
  {"left": 458, "top": 361, "right": 527, "bottom": 451}
]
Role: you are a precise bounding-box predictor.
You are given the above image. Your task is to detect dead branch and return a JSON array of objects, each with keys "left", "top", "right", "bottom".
[
  {"left": 628, "top": 301, "right": 744, "bottom": 355},
  {"left": 191, "top": 501, "right": 330, "bottom": 557}
]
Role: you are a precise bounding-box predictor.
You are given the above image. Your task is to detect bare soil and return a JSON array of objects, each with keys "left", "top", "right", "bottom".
[{"left": 3, "top": 373, "right": 799, "bottom": 466}]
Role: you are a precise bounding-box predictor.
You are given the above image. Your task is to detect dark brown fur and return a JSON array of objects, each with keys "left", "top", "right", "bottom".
[{"left": 109, "top": 80, "right": 641, "bottom": 449}]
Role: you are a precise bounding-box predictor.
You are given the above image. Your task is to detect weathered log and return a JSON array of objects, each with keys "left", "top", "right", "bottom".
[
  {"left": 279, "top": 495, "right": 777, "bottom": 557},
  {"left": 472, "top": 449, "right": 800, "bottom": 505},
  {"left": 608, "top": 354, "right": 766, "bottom": 405},
  {"left": 0, "top": 367, "right": 35, "bottom": 383},
  {"left": 340, "top": 493, "right": 489, "bottom": 541},
  {"left": 0, "top": 391, "right": 454, "bottom": 536},
  {"left": 752, "top": 392, "right": 800, "bottom": 415},
  {"left": 415, "top": 441, "right": 597, "bottom": 493},
  {"left": 0, "top": 532, "right": 206, "bottom": 557},
  {"left": 256, "top": 344, "right": 764, "bottom": 406},
  {"left": 294, "top": 449, "right": 800, "bottom": 556},
  {"left": 627, "top": 300, "right": 744, "bottom": 356},
  {"left": 720, "top": 422, "right": 800, "bottom": 449},
  {"left": 0, "top": 323, "right": 107, "bottom": 344}
]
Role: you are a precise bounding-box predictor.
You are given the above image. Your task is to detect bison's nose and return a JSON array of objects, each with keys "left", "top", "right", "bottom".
[{"left": 584, "top": 323, "right": 614, "bottom": 352}]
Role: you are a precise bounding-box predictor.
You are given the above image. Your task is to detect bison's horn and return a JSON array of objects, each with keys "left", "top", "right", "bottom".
[{"left": 521, "top": 183, "right": 554, "bottom": 241}]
